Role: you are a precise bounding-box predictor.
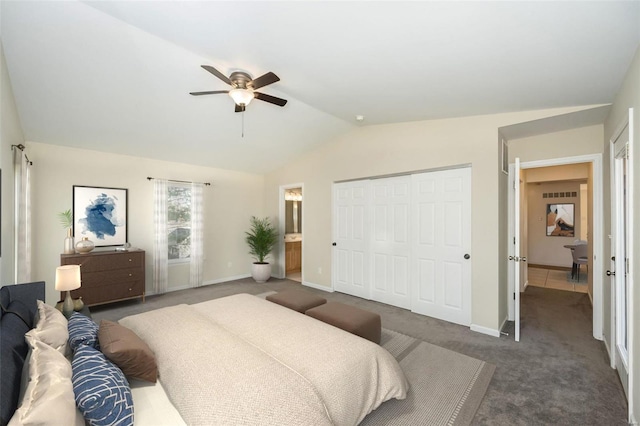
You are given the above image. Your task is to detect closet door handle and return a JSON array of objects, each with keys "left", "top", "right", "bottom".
[{"left": 464, "top": 254, "right": 470, "bottom": 260}]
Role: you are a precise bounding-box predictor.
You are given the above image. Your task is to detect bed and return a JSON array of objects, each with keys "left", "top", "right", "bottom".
[{"left": 2, "top": 285, "right": 408, "bottom": 425}]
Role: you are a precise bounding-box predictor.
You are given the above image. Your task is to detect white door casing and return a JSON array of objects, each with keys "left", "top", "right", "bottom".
[
  {"left": 370, "top": 176, "right": 412, "bottom": 309},
  {"left": 333, "top": 181, "right": 370, "bottom": 299},
  {"left": 411, "top": 168, "right": 472, "bottom": 326},
  {"left": 609, "top": 109, "right": 633, "bottom": 409}
]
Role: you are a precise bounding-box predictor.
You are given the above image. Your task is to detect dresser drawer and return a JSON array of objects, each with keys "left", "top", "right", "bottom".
[
  {"left": 71, "top": 280, "right": 144, "bottom": 307},
  {"left": 63, "top": 252, "right": 144, "bottom": 272},
  {"left": 79, "top": 268, "right": 143, "bottom": 288}
]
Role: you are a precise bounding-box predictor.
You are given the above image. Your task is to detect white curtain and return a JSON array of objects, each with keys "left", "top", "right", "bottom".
[
  {"left": 14, "top": 148, "right": 32, "bottom": 283},
  {"left": 189, "top": 183, "right": 204, "bottom": 287},
  {"left": 153, "top": 179, "right": 168, "bottom": 294}
]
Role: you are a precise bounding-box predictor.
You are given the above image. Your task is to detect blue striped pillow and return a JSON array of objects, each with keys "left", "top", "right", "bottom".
[
  {"left": 72, "top": 345, "right": 134, "bottom": 426},
  {"left": 68, "top": 312, "right": 100, "bottom": 351}
]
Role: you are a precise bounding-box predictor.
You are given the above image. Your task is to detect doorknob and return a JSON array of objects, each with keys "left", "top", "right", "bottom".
[
  {"left": 508, "top": 256, "right": 514, "bottom": 260},
  {"left": 521, "top": 257, "right": 527, "bottom": 262},
  {"left": 464, "top": 254, "right": 470, "bottom": 260},
  {"left": 606, "top": 270, "right": 615, "bottom": 276},
  {"left": 332, "top": 242, "right": 337, "bottom": 246}
]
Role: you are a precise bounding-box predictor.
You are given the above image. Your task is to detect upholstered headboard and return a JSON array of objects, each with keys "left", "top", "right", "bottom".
[{"left": 0, "top": 282, "right": 45, "bottom": 426}]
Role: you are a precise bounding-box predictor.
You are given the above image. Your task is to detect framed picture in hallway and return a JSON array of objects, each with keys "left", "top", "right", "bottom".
[
  {"left": 546, "top": 203, "right": 574, "bottom": 237},
  {"left": 73, "top": 185, "right": 128, "bottom": 246}
]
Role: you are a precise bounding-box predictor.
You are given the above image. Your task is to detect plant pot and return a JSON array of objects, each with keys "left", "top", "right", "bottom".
[{"left": 251, "top": 262, "right": 271, "bottom": 283}]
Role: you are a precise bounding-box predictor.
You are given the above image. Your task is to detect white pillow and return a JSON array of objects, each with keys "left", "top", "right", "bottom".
[
  {"left": 8, "top": 332, "right": 84, "bottom": 426},
  {"left": 31, "top": 300, "right": 69, "bottom": 356}
]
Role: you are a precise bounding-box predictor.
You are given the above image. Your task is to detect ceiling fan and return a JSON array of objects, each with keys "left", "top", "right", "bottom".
[{"left": 190, "top": 65, "right": 288, "bottom": 112}]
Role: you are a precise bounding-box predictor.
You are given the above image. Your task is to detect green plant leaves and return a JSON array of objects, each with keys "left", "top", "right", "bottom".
[{"left": 245, "top": 216, "right": 278, "bottom": 263}]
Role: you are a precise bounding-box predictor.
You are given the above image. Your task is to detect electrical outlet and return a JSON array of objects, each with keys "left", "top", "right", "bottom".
[
  {"left": 227, "top": 261, "right": 232, "bottom": 268},
  {"left": 317, "top": 267, "right": 322, "bottom": 275}
]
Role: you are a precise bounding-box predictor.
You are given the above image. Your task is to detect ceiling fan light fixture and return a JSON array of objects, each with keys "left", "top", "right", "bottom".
[{"left": 229, "top": 88, "right": 254, "bottom": 106}]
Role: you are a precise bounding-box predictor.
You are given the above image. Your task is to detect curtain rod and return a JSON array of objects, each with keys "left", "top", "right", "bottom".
[
  {"left": 11, "top": 144, "right": 33, "bottom": 165},
  {"left": 146, "top": 177, "right": 211, "bottom": 186}
]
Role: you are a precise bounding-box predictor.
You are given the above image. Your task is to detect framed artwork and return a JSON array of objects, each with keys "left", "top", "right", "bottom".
[
  {"left": 73, "top": 186, "right": 128, "bottom": 246},
  {"left": 546, "top": 203, "right": 575, "bottom": 237}
]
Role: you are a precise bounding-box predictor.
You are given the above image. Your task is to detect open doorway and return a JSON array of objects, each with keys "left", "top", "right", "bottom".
[
  {"left": 278, "top": 184, "right": 303, "bottom": 283},
  {"left": 524, "top": 164, "right": 590, "bottom": 294},
  {"left": 508, "top": 154, "right": 603, "bottom": 342}
]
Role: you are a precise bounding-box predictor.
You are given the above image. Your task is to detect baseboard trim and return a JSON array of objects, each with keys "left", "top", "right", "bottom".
[
  {"left": 202, "top": 273, "right": 252, "bottom": 286},
  {"left": 499, "top": 316, "right": 508, "bottom": 335},
  {"left": 302, "top": 281, "right": 334, "bottom": 293},
  {"left": 630, "top": 412, "right": 637, "bottom": 426},
  {"left": 603, "top": 336, "right": 615, "bottom": 369},
  {"left": 470, "top": 324, "right": 501, "bottom": 337}
]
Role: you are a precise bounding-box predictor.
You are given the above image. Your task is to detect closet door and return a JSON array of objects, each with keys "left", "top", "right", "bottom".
[
  {"left": 333, "top": 181, "right": 370, "bottom": 299},
  {"left": 411, "top": 168, "right": 472, "bottom": 326},
  {"left": 370, "top": 176, "right": 411, "bottom": 309}
]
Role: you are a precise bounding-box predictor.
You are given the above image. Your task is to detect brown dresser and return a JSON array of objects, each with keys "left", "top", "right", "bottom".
[{"left": 60, "top": 250, "right": 145, "bottom": 307}]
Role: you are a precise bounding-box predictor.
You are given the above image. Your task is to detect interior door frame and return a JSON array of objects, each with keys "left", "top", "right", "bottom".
[
  {"left": 278, "top": 183, "right": 304, "bottom": 280},
  {"left": 609, "top": 108, "right": 634, "bottom": 422},
  {"left": 507, "top": 153, "right": 603, "bottom": 341}
]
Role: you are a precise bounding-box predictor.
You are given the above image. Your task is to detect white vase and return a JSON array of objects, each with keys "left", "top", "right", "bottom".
[
  {"left": 63, "top": 228, "right": 75, "bottom": 254},
  {"left": 251, "top": 263, "right": 272, "bottom": 283}
]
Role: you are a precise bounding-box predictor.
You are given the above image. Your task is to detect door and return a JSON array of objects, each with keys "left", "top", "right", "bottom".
[
  {"left": 411, "top": 168, "right": 472, "bottom": 326},
  {"left": 370, "top": 176, "right": 411, "bottom": 309},
  {"left": 333, "top": 181, "right": 370, "bottom": 299},
  {"left": 610, "top": 116, "right": 630, "bottom": 398},
  {"left": 512, "top": 158, "right": 522, "bottom": 342}
]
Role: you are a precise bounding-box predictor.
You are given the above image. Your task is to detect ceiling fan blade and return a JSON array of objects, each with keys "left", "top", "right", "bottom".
[
  {"left": 201, "top": 65, "right": 231, "bottom": 85},
  {"left": 254, "top": 92, "right": 287, "bottom": 107},
  {"left": 189, "top": 90, "right": 229, "bottom": 96},
  {"left": 250, "top": 72, "right": 280, "bottom": 90},
  {"left": 235, "top": 104, "right": 246, "bottom": 113}
]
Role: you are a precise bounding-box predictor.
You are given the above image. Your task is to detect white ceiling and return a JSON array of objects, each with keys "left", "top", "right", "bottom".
[{"left": 1, "top": 1, "right": 639, "bottom": 174}]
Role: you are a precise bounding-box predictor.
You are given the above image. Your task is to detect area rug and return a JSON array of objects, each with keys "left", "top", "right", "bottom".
[
  {"left": 256, "top": 291, "right": 494, "bottom": 425},
  {"left": 362, "top": 328, "right": 495, "bottom": 426}
]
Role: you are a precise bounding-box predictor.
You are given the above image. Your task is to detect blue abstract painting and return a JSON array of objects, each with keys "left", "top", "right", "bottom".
[{"left": 73, "top": 186, "right": 127, "bottom": 246}]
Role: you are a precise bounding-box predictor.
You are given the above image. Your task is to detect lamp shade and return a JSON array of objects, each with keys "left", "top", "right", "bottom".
[
  {"left": 228, "top": 88, "right": 254, "bottom": 106},
  {"left": 55, "top": 265, "right": 81, "bottom": 291}
]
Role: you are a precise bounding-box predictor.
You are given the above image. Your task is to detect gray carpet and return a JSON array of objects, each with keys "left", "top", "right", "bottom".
[{"left": 90, "top": 278, "right": 628, "bottom": 425}]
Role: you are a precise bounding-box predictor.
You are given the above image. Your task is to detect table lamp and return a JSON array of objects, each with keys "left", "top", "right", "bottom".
[{"left": 55, "top": 265, "right": 81, "bottom": 318}]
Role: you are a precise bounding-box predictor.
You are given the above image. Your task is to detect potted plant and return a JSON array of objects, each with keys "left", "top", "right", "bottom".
[
  {"left": 58, "top": 209, "right": 74, "bottom": 254},
  {"left": 245, "top": 216, "right": 279, "bottom": 283}
]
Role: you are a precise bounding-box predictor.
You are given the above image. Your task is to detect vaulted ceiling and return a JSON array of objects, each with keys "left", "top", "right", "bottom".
[{"left": 1, "top": 1, "right": 639, "bottom": 173}]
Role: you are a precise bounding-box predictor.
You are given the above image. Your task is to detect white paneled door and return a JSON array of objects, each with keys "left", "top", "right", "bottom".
[
  {"left": 333, "top": 181, "right": 370, "bottom": 299},
  {"left": 370, "top": 176, "right": 412, "bottom": 309},
  {"left": 332, "top": 167, "right": 472, "bottom": 326},
  {"left": 411, "top": 168, "right": 472, "bottom": 326}
]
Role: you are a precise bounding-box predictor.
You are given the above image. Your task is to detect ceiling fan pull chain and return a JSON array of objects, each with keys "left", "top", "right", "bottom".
[{"left": 242, "top": 109, "right": 245, "bottom": 138}]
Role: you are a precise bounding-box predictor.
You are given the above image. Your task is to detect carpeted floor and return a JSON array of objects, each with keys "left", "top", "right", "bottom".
[{"left": 90, "top": 278, "right": 628, "bottom": 425}]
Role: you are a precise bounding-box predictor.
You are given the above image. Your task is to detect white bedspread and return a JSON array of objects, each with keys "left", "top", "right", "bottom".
[{"left": 120, "top": 294, "right": 407, "bottom": 425}]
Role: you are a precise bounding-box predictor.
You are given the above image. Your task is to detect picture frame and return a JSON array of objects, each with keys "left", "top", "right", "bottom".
[
  {"left": 546, "top": 203, "right": 575, "bottom": 237},
  {"left": 73, "top": 186, "right": 128, "bottom": 247}
]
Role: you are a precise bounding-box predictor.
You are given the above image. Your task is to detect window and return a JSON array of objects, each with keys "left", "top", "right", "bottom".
[{"left": 167, "top": 184, "right": 191, "bottom": 261}]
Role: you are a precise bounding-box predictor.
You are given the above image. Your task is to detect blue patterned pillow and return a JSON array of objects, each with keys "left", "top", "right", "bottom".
[
  {"left": 68, "top": 312, "right": 100, "bottom": 351},
  {"left": 72, "top": 345, "right": 134, "bottom": 426}
]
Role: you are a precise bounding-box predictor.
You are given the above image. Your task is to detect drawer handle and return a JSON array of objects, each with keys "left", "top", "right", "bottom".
[
  {"left": 128, "top": 274, "right": 132, "bottom": 277},
  {"left": 128, "top": 259, "right": 132, "bottom": 262},
  {"left": 128, "top": 288, "right": 132, "bottom": 291}
]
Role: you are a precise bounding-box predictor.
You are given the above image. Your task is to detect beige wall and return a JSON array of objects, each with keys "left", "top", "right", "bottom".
[
  {"left": 508, "top": 125, "right": 604, "bottom": 163},
  {"left": 265, "top": 106, "right": 596, "bottom": 333},
  {"left": 604, "top": 44, "right": 640, "bottom": 422},
  {"left": 0, "top": 42, "right": 24, "bottom": 285},
  {"left": 28, "top": 142, "right": 264, "bottom": 304}
]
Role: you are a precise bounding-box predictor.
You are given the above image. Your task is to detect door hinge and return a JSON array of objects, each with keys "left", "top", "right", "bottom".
[
  {"left": 513, "top": 292, "right": 516, "bottom": 300},
  {"left": 514, "top": 237, "right": 516, "bottom": 245}
]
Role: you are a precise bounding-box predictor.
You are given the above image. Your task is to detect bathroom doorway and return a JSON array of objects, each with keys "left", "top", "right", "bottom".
[{"left": 278, "top": 184, "right": 303, "bottom": 283}]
